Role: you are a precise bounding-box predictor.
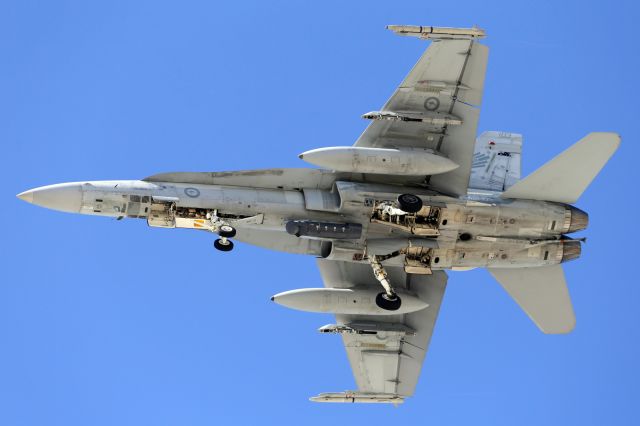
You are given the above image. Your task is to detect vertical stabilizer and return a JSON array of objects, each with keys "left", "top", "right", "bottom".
[
  {"left": 468, "top": 131, "right": 522, "bottom": 192},
  {"left": 501, "top": 132, "right": 620, "bottom": 203}
]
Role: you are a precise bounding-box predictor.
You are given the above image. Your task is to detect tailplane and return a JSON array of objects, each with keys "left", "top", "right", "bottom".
[
  {"left": 489, "top": 265, "right": 575, "bottom": 334},
  {"left": 501, "top": 132, "right": 620, "bottom": 203}
]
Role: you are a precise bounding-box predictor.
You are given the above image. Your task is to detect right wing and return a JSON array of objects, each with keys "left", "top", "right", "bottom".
[
  {"left": 354, "top": 26, "right": 489, "bottom": 197},
  {"left": 310, "top": 259, "right": 447, "bottom": 404}
]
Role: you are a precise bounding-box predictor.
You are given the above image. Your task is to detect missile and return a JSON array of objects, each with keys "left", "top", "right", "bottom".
[
  {"left": 310, "top": 392, "right": 404, "bottom": 404},
  {"left": 298, "top": 146, "right": 458, "bottom": 176},
  {"left": 271, "top": 287, "right": 428, "bottom": 315},
  {"left": 386, "top": 25, "right": 486, "bottom": 40}
]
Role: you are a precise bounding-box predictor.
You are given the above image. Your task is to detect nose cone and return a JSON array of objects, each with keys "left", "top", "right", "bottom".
[{"left": 17, "top": 183, "right": 83, "bottom": 213}]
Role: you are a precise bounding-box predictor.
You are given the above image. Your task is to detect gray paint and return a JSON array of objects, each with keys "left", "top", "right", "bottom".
[{"left": 16, "top": 24, "right": 619, "bottom": 405}]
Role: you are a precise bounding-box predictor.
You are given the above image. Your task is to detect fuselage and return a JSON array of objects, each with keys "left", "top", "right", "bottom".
[{"left": 17, "top": 169, "right": 588, "bottom": 273}]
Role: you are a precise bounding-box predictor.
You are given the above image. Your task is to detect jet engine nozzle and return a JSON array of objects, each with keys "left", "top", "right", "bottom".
[
  {"left": 567, "top": 206, "right": 589, "bottom": 233},
  {"left": 561, "top": 240, "right": 582, "bottom": 263}
]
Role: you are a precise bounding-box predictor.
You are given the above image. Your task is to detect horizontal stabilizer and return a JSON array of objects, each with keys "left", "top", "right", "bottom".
[
  {"left": 489, "top": 265, "right": 575, "bottom": 334},
  {"left": 501, "top": 132, "right": 620, "bottom": 203}
]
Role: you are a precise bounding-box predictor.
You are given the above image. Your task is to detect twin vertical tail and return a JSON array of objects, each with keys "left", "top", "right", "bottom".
[
  {"left": 494, "top": 132, "right": 620, "bottom": 334},
  {"left": 501, "top": 132, "right": 620, "bottom": 204}
]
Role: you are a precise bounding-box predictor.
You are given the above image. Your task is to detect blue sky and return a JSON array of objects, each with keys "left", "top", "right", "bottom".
[{"left": 2, "top": 1, "right": 639, "bottom": 424}]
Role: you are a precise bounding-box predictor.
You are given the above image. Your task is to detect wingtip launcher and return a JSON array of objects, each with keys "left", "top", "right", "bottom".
[
  {"left": 310, "top": 392, "right": 404, "bottom": 405},
  {"left": 386, "top": 25, "right": 486, "bottom": 40}
]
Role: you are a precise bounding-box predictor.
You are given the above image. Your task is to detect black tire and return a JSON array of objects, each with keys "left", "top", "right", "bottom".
[
  {"left": 214, "top": 238, "right": 234, "bottom": 252},
  {"left": 397, "top": 193, "right": 423, "bottom": 213},
  {"left": 218, "top": 225, "right": 236, "bottom": 238},
  {"left": 375, "top": 292, "right": 402, "bottom": 311}
]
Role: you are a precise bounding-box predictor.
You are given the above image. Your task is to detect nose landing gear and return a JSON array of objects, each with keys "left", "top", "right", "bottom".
[
  {"left": 205, "top": 211, "right": 237, "bottom": 252},
  {"left": 218, "top": 225, "right": 236, "bottom": 238},
  {"left": 213, "top": 225, "right": 236, "bottom": 251},
  {"left": 214, "top": 237, "right": 234, "bottom": 252},
  {"left": 214, "top": 225, "right": 237, "bottom": 252}
]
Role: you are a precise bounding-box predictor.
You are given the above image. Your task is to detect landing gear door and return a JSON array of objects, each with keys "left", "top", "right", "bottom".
[{"left": 147, "top": 196, "right": 178, "bottom": 228}]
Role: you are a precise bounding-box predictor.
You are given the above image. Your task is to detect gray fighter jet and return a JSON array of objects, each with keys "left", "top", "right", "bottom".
[{"left": 17, "top": 25, "right": 619, "bottom": 404}]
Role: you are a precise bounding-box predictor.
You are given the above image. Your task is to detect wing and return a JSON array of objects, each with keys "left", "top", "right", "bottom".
[
  {"left": 310, "top": 259, "right": 447, "bottom": 404},
  {"left": 355, "top": 26, "right": 489, "bottom": 196}
]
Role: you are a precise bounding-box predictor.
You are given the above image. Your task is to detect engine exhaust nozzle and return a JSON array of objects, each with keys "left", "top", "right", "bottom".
[{"left": 567, "top": 206, "right": 588, "bottom": 233}]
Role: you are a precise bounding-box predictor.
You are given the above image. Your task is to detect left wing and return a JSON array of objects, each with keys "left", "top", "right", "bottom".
[
  {"left": 310, "top": 259, "right": 447, "bottom": 404},
  {"left": 354, "top": 25, "right": 489, "bottom": 196}
]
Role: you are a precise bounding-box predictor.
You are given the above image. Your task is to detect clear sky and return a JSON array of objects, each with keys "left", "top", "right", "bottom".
[{"left": 2, "top": 1, "right": 639, "bottom": 424}]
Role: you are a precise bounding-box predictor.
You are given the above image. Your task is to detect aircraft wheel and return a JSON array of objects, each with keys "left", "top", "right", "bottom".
[
  {"left": 375, "top": 292, "right": 402, "bottom": 311},
  {"left": 218, "top": 225, "right": 236, "bottom": 238},
  {"left": 397, "top": 193, "right": 423, "bottom": 213},
  {"left": 214, "top": 238, "right": 234, "bottom": 252}
]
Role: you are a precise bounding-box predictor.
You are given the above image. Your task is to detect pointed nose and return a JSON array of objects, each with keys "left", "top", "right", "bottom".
[
  {"left": 17, "top": 190, "right": 33, "bottom": 203},
  {"left": 17, "top": 183, "right": 83, "bottom": 213}
]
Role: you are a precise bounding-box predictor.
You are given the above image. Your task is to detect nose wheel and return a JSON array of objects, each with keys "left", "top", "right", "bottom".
[
  {"left": 214, "top": 225, "right": 237, "bottom": 252},
  {"left": 218, "top": 225, "right": 236, "bottom": 238},
  {"left": 214, "top": 238, "right": 234, "bottom": 252}
]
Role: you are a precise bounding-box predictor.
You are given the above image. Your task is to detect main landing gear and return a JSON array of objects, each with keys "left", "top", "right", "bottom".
[
  {"left": 369, "top": 255, "right": 402, "bottom": 311},
  {"left": 397, "top": 193, "right": 423, "bottom": 214}
]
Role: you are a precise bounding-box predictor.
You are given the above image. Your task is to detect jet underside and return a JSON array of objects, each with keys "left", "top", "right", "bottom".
[
  {"left": 17, "top": 24, "right": 619, "bottom": 405},
  {"left": 18, "top": 171, "right": 586, "bottom": 270}
]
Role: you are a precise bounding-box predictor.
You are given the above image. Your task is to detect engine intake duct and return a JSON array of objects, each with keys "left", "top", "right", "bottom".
[{"left": 286, "top": 220, "right": 362, "bottom": 240}]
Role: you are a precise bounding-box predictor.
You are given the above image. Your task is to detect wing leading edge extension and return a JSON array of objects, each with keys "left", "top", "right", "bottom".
[{"left": 310, "top": 259, "right": 447, "bottom": 404}]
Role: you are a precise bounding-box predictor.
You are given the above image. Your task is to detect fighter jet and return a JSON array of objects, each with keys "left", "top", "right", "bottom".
[{"left": 17, "top": 25, "right": 619, "bottom": 404}]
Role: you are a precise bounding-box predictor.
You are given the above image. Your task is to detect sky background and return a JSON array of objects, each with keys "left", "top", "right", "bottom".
[{"left": 2, "top": 1, "right": 639, "bottom": 424}]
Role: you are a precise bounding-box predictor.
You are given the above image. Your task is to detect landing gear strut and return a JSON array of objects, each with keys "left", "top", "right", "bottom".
[{"left": 369, "top": 255, "right": 401, "bottom": 311}]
